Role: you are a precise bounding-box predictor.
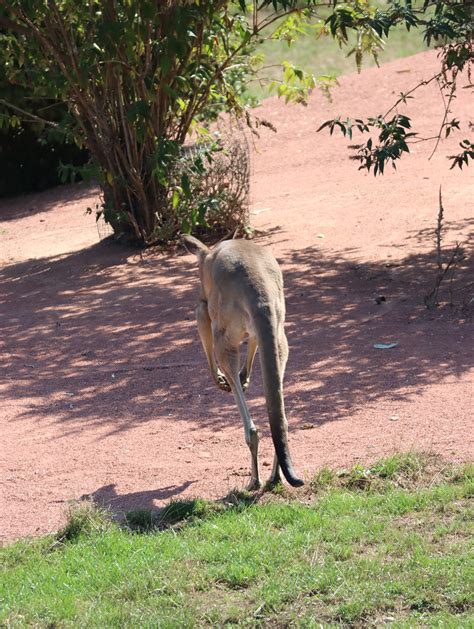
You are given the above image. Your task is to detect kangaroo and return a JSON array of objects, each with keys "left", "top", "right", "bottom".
[{"left": 182, "top": 234, "right": 303, "bottom": 489}]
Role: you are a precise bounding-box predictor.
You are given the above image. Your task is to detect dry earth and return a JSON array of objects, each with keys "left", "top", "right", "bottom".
[{"left": 1, "top": 51, "right": 473, "bottom": 543}]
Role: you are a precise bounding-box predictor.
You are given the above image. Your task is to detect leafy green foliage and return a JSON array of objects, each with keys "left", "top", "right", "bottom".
[
  {"left": 0, "top": 125, "right": 88, "bottom": 197},
  {"left": 318, "top": 113, "right": 416, "bottom": 174},
  {"left": 0, "top": 1, "right": 263, "bottom": 243},
  {"left": 317, "top": 4, "right": 473, "bottom": 175},
  {"left": 0, "top": 63, "right": 88, "bottom": 197},
  {"left": 424, "top": 1, "right": 473, "bottom": 45},
  {"left": 0, "top": 0, "right": 325, "bottom": 243},
  {"left": 449, "top": 139, "right": 474, "bottom": 169},
  {"left": 357, "top": 114, "right": 414, "bottom": 175},
  {"left": 0, "top": 0, "right": 471, "bottom": 232}
]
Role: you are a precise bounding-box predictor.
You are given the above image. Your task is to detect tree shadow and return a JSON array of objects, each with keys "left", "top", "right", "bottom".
[
  {"left": 1, "top": 230, "right": 472, "bottom": 440},
  {"left": 0, "top": 182, "right": 99, "bottom": 222},
  {"left": 279, "top": 238, "right": 473, "bottom": 427},
  {"left": 0, "top": 237, "right": 239, "bottom": 436},
  {"left": 407, "top": 217, "right": 474, "bottom": 246}
]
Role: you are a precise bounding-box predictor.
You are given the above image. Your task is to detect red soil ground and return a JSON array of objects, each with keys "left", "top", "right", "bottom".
[{"left": 1, "top": 51, "right": 473, "bottom": 543}]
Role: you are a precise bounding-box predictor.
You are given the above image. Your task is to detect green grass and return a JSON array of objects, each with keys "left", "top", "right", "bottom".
[
  {"left": 248, "top": 2, "right": 433, "bottom": 100},
  {"left": 1, "top": 455, "right": 473, "bottom": 627}
]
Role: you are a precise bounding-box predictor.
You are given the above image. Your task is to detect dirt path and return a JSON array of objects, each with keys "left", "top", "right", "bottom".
[{"left": 1, "top": 51, "right": 473, "bottom": 543}]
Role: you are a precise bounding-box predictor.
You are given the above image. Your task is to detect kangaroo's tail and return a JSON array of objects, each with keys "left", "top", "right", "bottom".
[{"left": 255, "top": 315, "right": 304, "bottom": 487}]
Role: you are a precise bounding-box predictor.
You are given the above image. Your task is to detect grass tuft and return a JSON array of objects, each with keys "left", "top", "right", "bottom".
[
  {"left": 371, "top": 452, "right": 422, "bottom": 480},
  {"left": 309, "top": 453, "right": 466, "bottom": 495},
  {"left": 124, "top": 509, "right": 154, "bottom": 532},
  {"left": 221, "top": 489, "right": 256, "bottom": 508},
  {"left": 346, "top": 463, "right": 373, "bottom": 489},
  {"left": 267, "top": 481, "right": 285, "bottom": 495},
  {"left": 158, "top": 498, "right": 221, "bottom": 527},
  {"left": 56, "top": 502, "right": 112, "bottom": 543},
  {"left": 311, "top": 466, "right": 336, "bottom": 491},
  {"left": 449, "top": 461, "right": 474, "bottom": 483}
]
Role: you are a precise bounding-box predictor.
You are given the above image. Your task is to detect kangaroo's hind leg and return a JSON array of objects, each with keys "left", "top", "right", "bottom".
[
  {"left": 195, "top": 299, "right": 230, "bottom": 392},
  {"left": 214, "top": 332, "right": 261, "bottom": 490},
  {"left": 239, "top": 336, "right": 258, "bottom": 392}
]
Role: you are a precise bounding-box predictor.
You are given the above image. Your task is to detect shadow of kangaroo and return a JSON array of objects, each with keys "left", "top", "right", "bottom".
[{"left": 182, "top": 235, "right": 304, "bottom": 489}]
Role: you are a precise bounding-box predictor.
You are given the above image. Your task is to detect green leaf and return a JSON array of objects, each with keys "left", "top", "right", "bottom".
[
  {"left": 172, "top": 189, "right": 180, "bottom": 210},
  {"left": 181, "top": 219, "right": 191, "bottom": 235},
  {"left": 126, "top": 100, "right": 149, "bottom": 122},
  {"left": 181, "top": 173, "right": 191, "bottom": 197}
]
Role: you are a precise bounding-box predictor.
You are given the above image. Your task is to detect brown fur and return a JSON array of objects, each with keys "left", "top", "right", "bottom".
[{"left": 183, "top": 235, "right": 303, "bottom": 489}]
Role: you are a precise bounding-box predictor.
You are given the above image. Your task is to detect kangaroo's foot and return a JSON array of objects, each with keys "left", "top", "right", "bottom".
[
  {"left": 239, "top": 371, "right": 250, "bottom": 392},
  {"left": 217, "top": 370, "right": 248, "bottom": 393},
  {"left": 216, "top": 370, "right": 231, "bottom": 393},
  {"left": 266, "top": 476, "right": 282, "bottom": 489},
  {"left": 266, "top": 472, "right": 282, "bottom": 488},
  {"left": 247, "top": 477, "right": 261, "bottom": 491},
  {"left": 267, "top": 456, "right": 282, "bottom": 487}
]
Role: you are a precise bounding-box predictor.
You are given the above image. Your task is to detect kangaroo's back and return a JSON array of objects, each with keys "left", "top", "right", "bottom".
[{"left": 210, "top": 239, "right": 285, "bottom": 318}]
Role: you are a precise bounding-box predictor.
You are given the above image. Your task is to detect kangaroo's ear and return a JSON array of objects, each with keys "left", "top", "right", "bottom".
[{"left": 181, "top": 234, "right": 209, "bottom": 256}]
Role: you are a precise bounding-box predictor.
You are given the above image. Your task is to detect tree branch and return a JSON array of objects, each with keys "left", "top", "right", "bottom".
[
  {"left": 0, "top": 14, "right": 29, "bottom": 36},
  {"left": 0, "top": 98, "right": 59, "bottom": 128}
]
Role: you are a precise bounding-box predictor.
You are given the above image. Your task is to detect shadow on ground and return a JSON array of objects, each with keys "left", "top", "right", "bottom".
[
  {"left": 0, "top": 183, "right": 98, "bottom": 222},
  {"left": 1, "top": 229, "right": 472, "bottom": 437},
  {"left": 281, "top": 236, "right": 473, "bottom": 426},
  {"left": 82, "top": 480, "right": 197, "bottom": 513}
]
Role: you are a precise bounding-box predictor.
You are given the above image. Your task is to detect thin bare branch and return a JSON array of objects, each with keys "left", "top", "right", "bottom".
[
  {"left": 0, "top": 98, "right": 60, "bottom": 128},
  {"left": 428, "top": 77, "right": 457, "bottom": 160}
]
